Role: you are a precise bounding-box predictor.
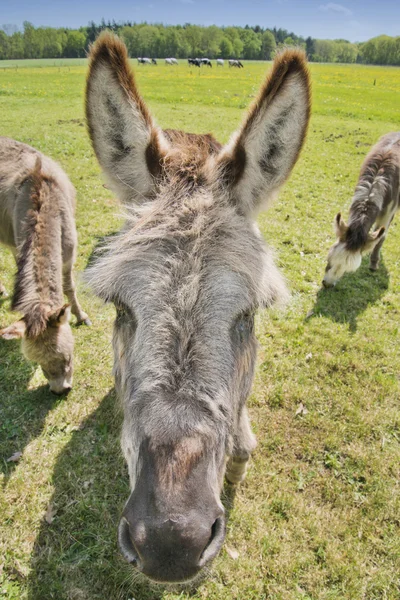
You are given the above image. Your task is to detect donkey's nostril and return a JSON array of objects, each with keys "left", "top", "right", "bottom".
[
  {"left": 118, "top": 517, "right": 140, "bottom": 566},
  {"left": 199, "top": 516, "right": 226, "bottom": 566}
]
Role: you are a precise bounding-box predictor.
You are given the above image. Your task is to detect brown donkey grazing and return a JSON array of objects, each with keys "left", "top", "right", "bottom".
[
  {"left": 0, "top": 138, "right": 90, "bottom": 394},
  {"left": 85, "top": 33, "right": 311, "bottom": 583},
  {"left": 323, "top": 132, "right": 400, "bottom": 288}
]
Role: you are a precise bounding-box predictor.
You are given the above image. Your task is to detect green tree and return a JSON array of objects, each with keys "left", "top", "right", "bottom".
[
  {"left": 261, "top": 30, "right": 276, "bottom": 59},
  {"left": 64, "top": 30, "right": 86, "bottom": 57},
  {"left": 23, "top": 22, "right": 43, "bottom": 58},
  {"left": 120, "top": 26, "right": 140, "bottom": 57},
  {"left": 306, "top": 36, "right": 315, "bottom": 60},
  {"left": 184, "top": 24, "right": 202, "bottom": 57},
  {"left": 219, "top": 36, "right": 233, "bottom": 58},
  {"left": 0, "top": 30, "right": 8, "bottom": 59},
  {"left": 283, "top": 36, "right": 295, "bottom": 46},
  {"left": 201, "top": 25, "right": 223, "bottom": 57}
]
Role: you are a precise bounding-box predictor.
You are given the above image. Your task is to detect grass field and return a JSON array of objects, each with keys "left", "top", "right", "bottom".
[{"left": 0, "top": 58, "right": 399, "bottom": 600}]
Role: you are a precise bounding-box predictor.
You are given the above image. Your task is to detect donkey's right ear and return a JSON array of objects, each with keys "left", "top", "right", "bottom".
[{"left": 86, "top": 32, "right": 169, "bottom": 204}]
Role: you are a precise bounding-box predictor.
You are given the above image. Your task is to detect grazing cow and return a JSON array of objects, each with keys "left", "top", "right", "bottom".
[
  {"left": 200, "top": 58, "right": 212, "bottom": 67},
  {"left": 229, "top": 59, "right": 244, "bottom": 68},
  {"left": 216, "top": 59, "right": 224, "bottom": 66},
  {"left": 165, "top": 58, "right": 178, "bottom": 65},
  {"left": 137, "top": 57, "right": 152, "bottom": 65},
  {"left": 0, "top": 138, "right": 90, "bottom": 393},
  {"left": 151, "top": 58, "right": 157, "bottom": 65},
  {"left": 85, "top": 33, "right": 310, "bottom": 583},
  {"left": 188, "top": 58, "right": 201, "bottom": 67},
  {"left": 323, "top": 132, "right": 400, "bottom": 287}
]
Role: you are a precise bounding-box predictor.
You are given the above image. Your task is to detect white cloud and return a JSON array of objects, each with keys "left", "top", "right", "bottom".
[{"left": 319, "top": 3, "right": 353, "bottom": 17}]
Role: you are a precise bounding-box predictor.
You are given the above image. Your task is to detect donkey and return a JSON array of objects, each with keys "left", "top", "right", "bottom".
[
  {"left": 85, "top": 32, "right": 310, "bottom": 583},
  {"left": 0, "top": 137, "right": 90, "bottom": 393},
  {"left": 323, "top": 132, "right": 400, "bottom": 288}
]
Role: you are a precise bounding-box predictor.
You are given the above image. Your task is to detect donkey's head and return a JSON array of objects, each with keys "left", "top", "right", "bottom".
[
  {"left": 323, "top": 212, "right": 385, "bottom": 287},
  {"left": 0, "top": 304, "right": 74, "bottom": 394},
  {"left": 85, "top": 33, "right": 310, "bottom": 583}
]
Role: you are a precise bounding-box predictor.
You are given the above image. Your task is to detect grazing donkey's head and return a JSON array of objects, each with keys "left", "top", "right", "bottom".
[
  {"left": 85, "top": 32, "right": 310, "bottom": 583},
  {"left": 323, "top": 212, "right": 385, "bottom": 287},
  {"left": 0, "top": 161, "right": 74, "bottom": 394}
]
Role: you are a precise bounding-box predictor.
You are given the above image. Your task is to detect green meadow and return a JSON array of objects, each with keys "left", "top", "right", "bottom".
[{"left": 0, "top": 59, "right": 399, "bottom": 600}]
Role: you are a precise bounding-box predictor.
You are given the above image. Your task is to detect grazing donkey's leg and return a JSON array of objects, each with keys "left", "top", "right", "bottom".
[
  {"left": 0, "top": 247, "right": 17, "bottom": 297},
  {"left": 226, "top": 407, "right": 257, "bottom": 484},
  {"left": 369, "top": 210, "right": 395, "bottom": 270},
  {"left": 63, "top": 260, "right": 91, "bottom": 325}
]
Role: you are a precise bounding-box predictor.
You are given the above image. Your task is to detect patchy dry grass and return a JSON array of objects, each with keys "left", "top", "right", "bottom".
[{"left": 0, "top": 60, "right": 399, "bottom": 600}]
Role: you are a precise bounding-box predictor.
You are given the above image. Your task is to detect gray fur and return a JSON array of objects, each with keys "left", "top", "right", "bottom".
[
  {"left": 0, "top": 137, "right": 89, "bottom": 393},
  {"left": 85, "top": 34, "right": 310, "bottom": 583},
  {"left": 323, "top": 132, "right": 400, "bottom": 287}
]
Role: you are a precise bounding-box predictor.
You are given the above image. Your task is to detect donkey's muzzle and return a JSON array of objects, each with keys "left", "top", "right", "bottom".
[{"left": 118, "top": 509, "right": 225, "bottom": 583}]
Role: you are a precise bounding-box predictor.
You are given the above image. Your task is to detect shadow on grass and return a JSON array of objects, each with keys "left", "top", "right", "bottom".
[
  {"left": 25, "top": 389, "right": 165, "bottom": 600},
  {"left": 308, "top": 256, "right": 390, "bottom": 332},
  {"left": 0, "top": 337, "right": 60, "bottom": 485},
  {"left": 25, "top": 388, "right": 240, "bottom": 600}
]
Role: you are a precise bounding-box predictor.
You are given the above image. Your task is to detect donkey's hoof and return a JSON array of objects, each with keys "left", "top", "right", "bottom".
[
  {"left": 369, "top": 263, "right": 379, "bottom": 272},
  {"left": 76, "top": 317, "right": 92, "bottom": 327},
  {"left": 225, "top": 457, "right": 249, "bottom": 484},
  {"left": 225, "top": 472, "right": 246, "bottom": 485}
]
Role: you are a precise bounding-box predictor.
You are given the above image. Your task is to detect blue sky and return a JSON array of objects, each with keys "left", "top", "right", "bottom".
[{"left": 1, "top": 0, "right": 399, "bottom": 42}]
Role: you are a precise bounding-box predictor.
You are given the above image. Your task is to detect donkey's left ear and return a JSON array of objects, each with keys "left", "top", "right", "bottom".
[
  {"left": 216, "top": 49, "right": 311, "bottom": 216},
  {"left": 0, "top": 319, "right": 26, "bottom": 340},
  {"left": 86, "top": 32, "right": 169, "bottom": 204}
]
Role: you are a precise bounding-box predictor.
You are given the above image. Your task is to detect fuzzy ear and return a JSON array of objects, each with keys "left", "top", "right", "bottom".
[
  {"left": 364, "top": 226, "right": 385, "bottom": 251},
  {"left": 86, "top": 32, "right": 169, "bottom": 204},
  {"left": 0, "top": 319, "right": 26, "bottom": 340},
  {"left": 48, "top": 304, "right": 72, "bottom": 326},
  {"left": 216, "top": 49, "right": 311, "bottom": 216},
  {"left": 334, "top": 212, "right": 348, "bottom": 238}
]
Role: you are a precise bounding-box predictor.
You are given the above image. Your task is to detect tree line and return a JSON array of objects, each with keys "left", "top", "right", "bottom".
[{"left": 0, "top": 21, "right": 399, "bottom": 65}]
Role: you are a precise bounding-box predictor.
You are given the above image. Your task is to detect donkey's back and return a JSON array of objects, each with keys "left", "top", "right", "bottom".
[{"left": 0, "top": 137, "right": 75, "bottom": 249}]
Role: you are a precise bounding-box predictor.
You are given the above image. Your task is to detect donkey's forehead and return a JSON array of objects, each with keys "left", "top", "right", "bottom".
[{"left": 117, "top": 260, "right": 257, "bottom": 317}]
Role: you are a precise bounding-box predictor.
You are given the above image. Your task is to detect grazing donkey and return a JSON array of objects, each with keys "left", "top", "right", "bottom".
[
  {"left": 323, "top": 132, "right": 400, "bottom": 287},
  {"left": 0, "top": 138, "right": 90, "bottom": 393},
  {"left": 85, "top": 32, "right": 310, "bottom": 583}
]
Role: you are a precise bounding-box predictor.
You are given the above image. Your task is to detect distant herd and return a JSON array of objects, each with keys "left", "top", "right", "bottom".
[
  {"left": 138, "top": 56, "right": 244, "bottom": 68},
  {"left": 1, "top": 31, "right": 399, "bottom": 585}
]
